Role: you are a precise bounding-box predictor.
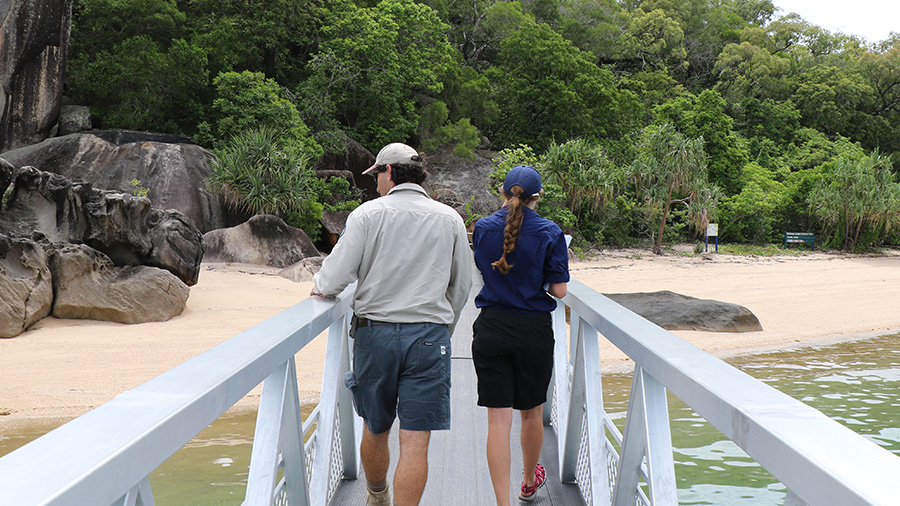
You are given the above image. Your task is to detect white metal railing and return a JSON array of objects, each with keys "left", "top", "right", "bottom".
[
  {"left": 3, "top": 278, "right": 900, "bottom": 505},
  {"left": 0, "top": 282, "right": 361, "bottom": 506},
  {"left": 547, "top": 279, "right": 900, "bottom": 506}
]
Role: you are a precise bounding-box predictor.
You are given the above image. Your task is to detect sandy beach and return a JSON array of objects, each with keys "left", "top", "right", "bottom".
[{"left": 2, "top": 249, "right": 900, "bottom": 430}]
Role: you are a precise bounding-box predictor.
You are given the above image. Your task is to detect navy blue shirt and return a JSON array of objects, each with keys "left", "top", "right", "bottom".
[{"left": 472, "top": 207, "right": 570, "bottom": 313}]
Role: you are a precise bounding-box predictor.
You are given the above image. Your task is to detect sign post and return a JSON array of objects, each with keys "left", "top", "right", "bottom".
[{"left": 705, "top": 224, "right": 718, "bottom": 252}]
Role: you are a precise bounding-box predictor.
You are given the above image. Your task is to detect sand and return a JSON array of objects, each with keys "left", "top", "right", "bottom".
[{"left": 2, "top": 249, "right": 900, "bottom": 430}]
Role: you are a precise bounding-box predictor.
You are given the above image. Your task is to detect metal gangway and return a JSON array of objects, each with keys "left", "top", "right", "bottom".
[{"left": 2, "top": 277, "right": 900, "bottom": 505}]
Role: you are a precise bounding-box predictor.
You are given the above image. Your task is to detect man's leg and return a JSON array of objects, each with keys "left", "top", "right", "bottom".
[
  {"left": 519, "top": 405, "right": 544, "bottom": 487},
  {"left": 361, "top": 425, "right": 391, "bottom": 485},
  {"left": 486, "top": 407, "right": 514, "bottom": 506},
  {"left": 393, "top": 429, "right": 431, "bottom": 505}
]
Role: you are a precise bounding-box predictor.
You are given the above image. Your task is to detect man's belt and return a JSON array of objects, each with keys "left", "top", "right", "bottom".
[{"left": 355, "top": 316, "right": 393, "bottom": 327}]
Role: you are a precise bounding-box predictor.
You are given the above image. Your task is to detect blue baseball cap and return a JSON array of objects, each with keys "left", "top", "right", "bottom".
[{"left": 503, "top": 165, "right": 543, "bottom": 196}]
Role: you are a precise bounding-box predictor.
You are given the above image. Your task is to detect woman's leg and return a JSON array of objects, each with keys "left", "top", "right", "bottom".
[
  {"left": 519, "top": 404, "right": 544, "bottom": 486},
  {"left": 486, "top": 407, "right": 514, "bottom": 506}
]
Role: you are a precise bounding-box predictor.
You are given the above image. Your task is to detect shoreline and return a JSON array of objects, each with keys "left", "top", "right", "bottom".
[{"left": 2, "top": 250, "right": 900, "bottom": 431}]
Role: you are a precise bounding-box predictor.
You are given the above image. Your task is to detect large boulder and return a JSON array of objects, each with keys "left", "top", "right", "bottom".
[
  {"left": 56, "top": 104, "right": 91, "bottom": 135},
  {"left": 0, "top": 0, "right": 73, "bottom": 152},
  {"left": 424, "top": 148, "right": 501, "bottom": 227},
  {"left": 0, "top": 234, "right": 53, "bottom": 337},
  {"left": 48, "top": 243, "right": 189, "bottom": 323},
  {"left": 320, "top": 210, "right": 351, "bottom": 247},
  {"left": 203, "top": 214, "right": 320, "bottom": 267},
  {"left": 0, "top": 130, "right": 235, "bottom": 232},
  {"left": 605, "top": 290, "right": 763, "bottom": 333},
  {"left": 0, "top": 165, "right": 203, "bottom": 285}
]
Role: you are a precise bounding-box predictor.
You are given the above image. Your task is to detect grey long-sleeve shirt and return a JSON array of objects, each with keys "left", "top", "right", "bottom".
[{"left": 313, "top": 183, "right": 473, "bottom": 333}]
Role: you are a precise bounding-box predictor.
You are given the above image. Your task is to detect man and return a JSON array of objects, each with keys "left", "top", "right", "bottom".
[{"left": 311, "top": 143, "right": 473, "bottom": 506}]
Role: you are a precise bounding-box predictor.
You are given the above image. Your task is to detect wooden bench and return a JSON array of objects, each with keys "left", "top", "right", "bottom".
[{"left": 783, "top": 232, "right": 815, "bottom": 250}]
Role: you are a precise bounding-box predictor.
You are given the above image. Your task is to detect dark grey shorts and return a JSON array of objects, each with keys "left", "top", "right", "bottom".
[{"left": 345, "top": 322, "right": 451, "bottom": 434}]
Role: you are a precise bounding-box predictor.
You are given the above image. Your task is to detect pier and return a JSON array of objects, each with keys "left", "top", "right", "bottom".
[{"left": 2, "top": 274, "right": 900, "bottom": 505}]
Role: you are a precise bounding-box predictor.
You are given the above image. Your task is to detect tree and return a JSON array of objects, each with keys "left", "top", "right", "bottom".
[
  {"left": 68, "top": 36, "right": 208, "bottom": 133},
  {"left": 299, "top": 0, "right": 455, "bottom": 151},
  {"left": 182, "top": 0, "right": 325, "bottom": 86},
  {"left": 718, "top": 162, "right": 789, "bottom": 242},
  {"left": 198, "top": 71, "right": 321, "bottom": 159},
  {"left": 540, "top": 138, "right": 623, "bottom": 216},
  {"left": 208, "top": 126, "right": 317, "bottom": 216},
  {"left": 808, "top": 152, "right": 900, "bottom": 251},
  {"left": 484, "top": 19, "right": 640, "bottom": 151},
  {"left": 654, "top": 89, "right": 749, "bottom": 195},
  {"left": 630, "top": 123, "right": 720, "bottom": 254}
]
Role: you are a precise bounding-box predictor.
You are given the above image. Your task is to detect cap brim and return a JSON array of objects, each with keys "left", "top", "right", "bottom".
[{"left": 361, "top": 163, "right": 379, "bottom": 175}]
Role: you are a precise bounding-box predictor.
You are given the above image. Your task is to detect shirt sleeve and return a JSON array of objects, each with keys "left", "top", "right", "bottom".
[
  {"left": 544, "top": 229, "right": 570, "bottom": 285},
  {"left": 446, "top": 216, "right": 474, "bottom": 334},
  {"left": 313, "top": 210, "right": 366, "bottom": 297}
]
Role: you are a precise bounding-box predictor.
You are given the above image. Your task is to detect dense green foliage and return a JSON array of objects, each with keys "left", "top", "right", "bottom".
[{"left": 66, "top": 0, "right": 900, "bottom": 251}]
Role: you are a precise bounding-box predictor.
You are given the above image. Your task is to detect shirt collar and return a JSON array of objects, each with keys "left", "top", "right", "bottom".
[{"left": 387, "top": 183, "right": 430, "bottom": 198}]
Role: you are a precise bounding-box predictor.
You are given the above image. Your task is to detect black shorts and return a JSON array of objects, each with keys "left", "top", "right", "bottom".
[{"left": 471, "top": 307, "right": 554, "bottom": 410}]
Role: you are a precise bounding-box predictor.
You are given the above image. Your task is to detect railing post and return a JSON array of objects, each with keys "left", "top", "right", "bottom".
[
  {"left": 113, "top": 477, "right": 154, "bottom": 506},
  {"left": 560, "top": 314, "right": 611, "bottom": 506},
  {"left": 580, "top": 318, "right": 612, "bottom": 505},
  {"left": 612, "top": 367, "right": 677, "bottom": 506},
  {"left": 559, "top": 313, "right": 584, "bottom": 483},
  {"left": 310, "top": 311, "right": 356, "bottom": 505},
  {"left": 338, "top": 310, "right": 362, "bottom": 478},
  {"left": 245, "top": 360, "right": 310, "bottom": 506},
  {"left": 545, "top": 301, "right": 566, "bottom": 426}
]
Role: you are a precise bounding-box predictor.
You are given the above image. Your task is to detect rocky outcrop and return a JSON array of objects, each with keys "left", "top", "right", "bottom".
[
  {"left": 0, "top": 234, "right": 53, "bottom": 338},
  {"left": 605, "top": 290, "right": 762, "bottom": 333},
  {"left": 202, "top": 214, "right": 319, "bottom": 268},
  {"left": 424, "top": 148, "right": 501, "bottom": 226},
  {"left": 48, "top": 243, "right": 189, "bottom": 324},
  {"left": 0, "top": 164, "right": 203, "bottom": 285},
  {"left": 0, "top": 0, "right": 73, "bottom": 152},
  {"left": 0, "top": 130, "right": 235, "bottom": 233}
]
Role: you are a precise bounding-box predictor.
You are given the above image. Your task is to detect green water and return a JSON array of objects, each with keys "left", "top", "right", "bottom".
[
  {"left": 1, "top": 335, "right": 898, "bottom": 505},
  {"left": 600, "top": 333, "right": 900, "bottom": 505}
]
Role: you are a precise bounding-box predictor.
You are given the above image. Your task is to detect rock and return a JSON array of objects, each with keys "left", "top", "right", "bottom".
[
  {"left": 0, "top": 234, "right": 53, "bottom": 337},
  {"left": 47, "top": 243, "right": 189, "bottom": 324},
  {"left": 0, "top": 157, "right": 13, "bottom": 197},
  {"left": 278, "top": 256, "right": 326, "bottom": 283},
  {"left": 604, "top": 290, "right": 763, "bottom": 333},
  {"left": 0, "top": 0, "right": 73, "bottom": 152},
  {"left": 56, "top": 104, "right": 91, "bottom": 135},
  {"left": 202, "top": 214, "right": 320, "bottom": 267},
  {"left": 424, "top": 147, "right": 502, "bottom": 226},
  {"left": 313, "top": 134, "right": 377, "bottom": 200},
  {"left": 320, "top": 210, "right": 351, "bottom": 247},
  {"left": 0, "top": 165, "right": 203, "bottom": 285},
  {"left": 0, "top": 130, "right": 236, "bottom": 232}
]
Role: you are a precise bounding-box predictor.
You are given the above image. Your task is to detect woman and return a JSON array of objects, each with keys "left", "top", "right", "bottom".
[{"left": 471, "top": 165, "right": 569, "bottom": 504}]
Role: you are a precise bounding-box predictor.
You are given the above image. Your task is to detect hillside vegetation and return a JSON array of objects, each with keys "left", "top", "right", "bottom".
[{"left": 66, "top": 0, "right": 900, "bottom": 252}]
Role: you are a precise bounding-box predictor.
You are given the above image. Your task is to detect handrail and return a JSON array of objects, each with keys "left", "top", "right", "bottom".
[
  {"left": 0, "top": 282, "right": 358, "bottom": 506},
  {"left": 549, "top": 279, "right": 900, "bottom": 505},
  {"left": 2, "top": 277, "right": 899, "bottom": 505}
]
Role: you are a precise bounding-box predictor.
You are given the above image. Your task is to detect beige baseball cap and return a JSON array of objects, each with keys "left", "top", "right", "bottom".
[{"left": 362, "top": 143, "right": 422, "bottom": 174}]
